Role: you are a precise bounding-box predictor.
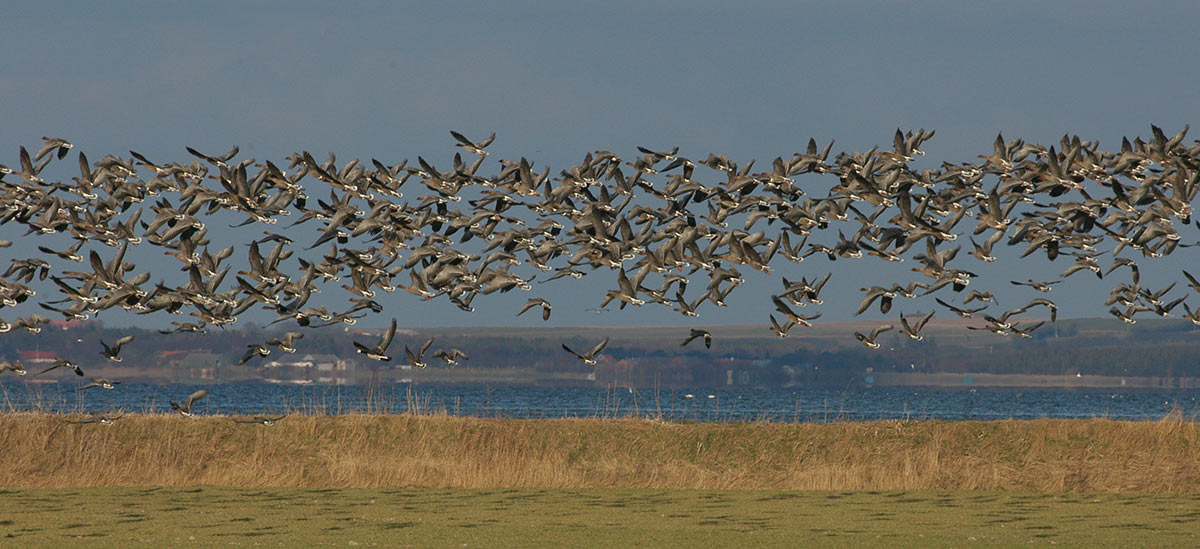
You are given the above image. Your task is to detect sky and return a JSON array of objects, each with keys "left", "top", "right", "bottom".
[{"left": 2, "top": 1, "right": 1199, "bottom": 330}]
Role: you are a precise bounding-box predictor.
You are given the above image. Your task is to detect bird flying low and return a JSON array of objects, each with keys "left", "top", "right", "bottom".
[{"left": 562, "top": 338, "right": 609, "bottom": 366}]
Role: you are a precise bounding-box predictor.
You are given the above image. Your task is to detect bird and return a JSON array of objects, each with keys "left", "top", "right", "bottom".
[
  {"left": 681, "top": 328, "right": 712, "bottom": 348},
  {"left": 404, "top": 337, "right": 435, "bottom": 368},
  {"left": 0, "top": 360, "right": 27, "bottom": 376},
  {"left": 516, "top": 297, "right": 552, "bottom": 321},
  {"left": 899, "top": 311, "right": 935, "bottom": 341},
  {"left": 37, "top": 357, "right": 83, "bottom": 377},
  {"left": 67, "top": 413, "right": 123, "bottom": 425},
  {"left": 562, "top": 337, "right": 609, "bottom": 366},
  {"left": 170, "top": 389, "right": 208, "bottom": 417},
  {"left": 98, "top": 335, "right": 135, "bottom": 363},
  {"left": 78, "top": 377, "right": 120, "bottom": 391},
  {"left": 450, "top": 130, "right": 496, "bottom": 157},
  {"left": 855, "top": 325, "right": 894, "bottom": 349},
  {"left": 354, "top": 318, "right": 397, "bottom": 361},
  {"left": 237, "top": 344, "right": 271, "bottom": 365},
  {"left": 433, "top": 348, "right": 468, "bottom": 366},
  {"left": 233, "top": 415, "right": 286, "bottom": 426},
  {"left": 1011, "top": 279, "right": 1061, "bottom": 292},
  {"left": 265, "top": 332, "right": 304, "bottom": 353}
]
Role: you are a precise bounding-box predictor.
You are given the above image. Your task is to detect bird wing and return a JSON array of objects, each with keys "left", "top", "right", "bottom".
[
  {"left": 185, "top": 389, "right": 208, "bottom": 409},
  {"left": 379, "top": 319, "right": 397, "bottom": 351},
  {"left": 418, "top": 337, "right": 435, "bottom": 358},
  {"left": 588, "top": 337, "right": 610, "bottom": 357}
]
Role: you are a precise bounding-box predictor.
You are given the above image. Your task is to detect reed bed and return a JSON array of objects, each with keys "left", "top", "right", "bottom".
[{"left": 2, "top": 411, "right": 1199, "bottom": 493}]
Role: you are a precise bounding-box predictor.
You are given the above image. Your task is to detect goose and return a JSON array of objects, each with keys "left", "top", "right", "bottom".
[
  {"left": 170, "top": 389, "right": 208, "bottom": 417},
  {"left": 899, "top": 311, "right": 934, "bottom": 340},
  {"left": 68, "top": 413, "right": 123, "bottom": 425},
  {"left": 935, "top": 297, "right": 987, "bottom": 318},
  {"left": 99, "top": 335, "right": 135, "bottom": 362},
  {"left": 681, "top": 328, "right": 712, "bottom": 349},
  {"left": 265, "top": 332, "right": 303, "bottom": 353},
  {"left": 236, "top": 344, "right": 271, "bottom": 365},
  {"left": 516, "top": 297, "right": 552, "bottom": 321},
  {"left": 0, "top": 360, "right": 27, "bottom": 376},
  {"left": 855, "top": 325, "right": 894, "bottom": 349},
  {"left": 1011, "top": 279, "right": 1061, "bottom": 292},
  {"left": 37, "top": 357, "right": 83, "bottom": 377},
  {"left": 233, "top": 415, "right": 286, "bottom": 426},
  {"left": 78, "top": 377, "right": 121, "bottom": 391},
  {"left": 404, "top": 337, "right": 435, "bottom": 368},
  {"left": 34, "top": 137, "right": 73, "bottom": 161},
  {"left": 562, "top": 337, "right": 609, "bottom": 366},
  {"left": 450, "top": 131, "right": 496, "bottom": 157},
  {"left": 353, "top": 318, "right": 397, "bottom": 361},
  {"left": 433, "top": 348, "right": 468, "bottom": 366}
]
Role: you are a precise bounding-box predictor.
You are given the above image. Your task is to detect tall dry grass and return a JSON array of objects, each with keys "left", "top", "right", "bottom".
[{"left": 2, "top": 412, "right": 1198, "bottom": 493}]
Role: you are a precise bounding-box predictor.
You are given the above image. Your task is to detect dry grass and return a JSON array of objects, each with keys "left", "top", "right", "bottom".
[{"left": 2, "top": 412, "right": 1199, "bottom": 492}]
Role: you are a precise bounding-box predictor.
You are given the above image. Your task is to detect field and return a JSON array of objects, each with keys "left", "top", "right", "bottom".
[
  {"left": 1, "top": 487, "right": 1198, "bottom": 546},
  {"left": 3, "top": 413, "right": 1200, "bottom": 545}
]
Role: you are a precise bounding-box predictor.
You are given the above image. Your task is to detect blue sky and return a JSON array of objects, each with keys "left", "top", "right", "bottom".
[{"left": 2, "top": 2, "right": 1198, "bottom": 329}]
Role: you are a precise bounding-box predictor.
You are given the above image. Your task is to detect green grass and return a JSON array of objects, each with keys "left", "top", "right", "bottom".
[{"left": 2, "top": 487, "right": 1198, "bottom": 546}]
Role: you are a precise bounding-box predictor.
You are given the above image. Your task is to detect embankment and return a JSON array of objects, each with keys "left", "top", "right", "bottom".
[{"left": 2, "top": 413, "right": 1198, "bottom": 493}]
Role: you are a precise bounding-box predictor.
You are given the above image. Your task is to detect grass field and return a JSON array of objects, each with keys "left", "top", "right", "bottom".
[
  {"left": 3, "top": 412, "right": 1200, "bottom": 492},
  {"left": 4, "top": 413, "right": 1199, "bottom": 545},
  {"left": 2, "top": 487, "right": 1198, "bottom": 546}
]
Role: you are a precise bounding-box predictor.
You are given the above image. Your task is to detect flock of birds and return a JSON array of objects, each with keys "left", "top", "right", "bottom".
[{"left": 2, "top": 125, "right": 1200, "bottom": 419}]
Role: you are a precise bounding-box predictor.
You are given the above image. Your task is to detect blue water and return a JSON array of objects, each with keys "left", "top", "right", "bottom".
[{"left": 3, "top": 381, "right": 1199, "bottom": 422}]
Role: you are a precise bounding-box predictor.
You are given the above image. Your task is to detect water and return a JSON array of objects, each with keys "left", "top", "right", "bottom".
[{"left": 4, "top": 381, "right": 1200, "bottom": 422}]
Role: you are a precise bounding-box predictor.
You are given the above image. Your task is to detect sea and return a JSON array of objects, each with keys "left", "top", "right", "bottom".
[{"left": 4, "top": 381, "right": 1200, "bottom": 422}]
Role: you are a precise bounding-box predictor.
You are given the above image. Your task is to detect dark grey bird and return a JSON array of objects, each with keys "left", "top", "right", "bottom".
[
  {"left": 681, "top": 328, "right": 712, "bottom": 349},
  {"left": 354, "top": 319, "right": 397, "bottom": 361},
  {"left": 855, "top": 325, "right": 894, "bottom": 349},
  {"left": 450, "top": 130, "right": 496, "bottom": 157},
  {"left": 78, "top": 377, "right": 120, "bottom": 391},
  {"left": 237, "top": 344, "right": 271, "bottom": 365},
  {"left": 233, "top": 415, "right": 286, "bottom": 426},
  {"left": 433, "top": 348, "right": 468, "bottom": 366},
  {"left": 37, "top": 357, "right": 83, "bottom": 377},
  {"left": 99, "top": 335, "right": 135, "bottom": 363},
  {"left": 265, "top": 332, "right": 303, "bottom": 353},
  {"left": 899, "top": 311, "right": 935, "bottom": 341},
  {"left": 562, "top": 337, "right": 609, "bottom": 366},
  {"left": 404, "top": 337, "right": 435, "bottom": 369},
  {"left": 67, "top": 413, "right": 123, "bottom": 425},
  {"left": 0, "top": 360, "right": 27, "bottom": 376},
  {"left": 516, "top": 297, "right": 552, "bottom": 321},
  {"left": 1011, "top": 279, "right": 1061, "bottom": 292},
  {"left": 171, "top": 389, "right": 208, "bottom": 417}
]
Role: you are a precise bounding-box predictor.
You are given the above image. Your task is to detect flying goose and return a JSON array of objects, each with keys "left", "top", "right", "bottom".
[
  {"left": 855, "top": 325, "right": 894, "bottom": 349},
  {"left": 681, "top": 328, "right": 712, "bottom": 348},
  {"left": 516, "top": 297, "right": 552, "bottom": 321},
  {"left": 0, "top": 360, "right": 27, "bottom": 376},
  {"left": 562, "top": 337, "right": 609, "bottom": 366},
  {"left": 899, "top": 311, "right": 935, "bottom": 340},
  {"left": 36, "top": 357, "right": 83, "bottom": 377},
  {"left": 354, "top": 319, "right": 397, "bottom": 361},
  {"left": 404, "top": 337, "right": 435, "bottom": 368},
  {"left": 265, "top": 332, "right": 304, "bottom": 353},
  {"left": 236, "top": 344, "right": 271, "bottom": 365},
  {"left": 433, "top": 348, "right": 468, "bottom": 366},
  {"left": 99, "top": 335, "right": 135, "bottom": 362},
  {"left": 233, "top": 415, "right": 286, "bottom": 426},
  {"left": 450, "top": 131, "right": 496, "bottom": 157},
  {"left": 171, "top": 389, "right": 208, "bottom": 417},
  {"left": 78, "top": 377, "right": 121, "bottom": 391},
  {"left": 68, "top": 413, "right": 123, "bottom": 425}
]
